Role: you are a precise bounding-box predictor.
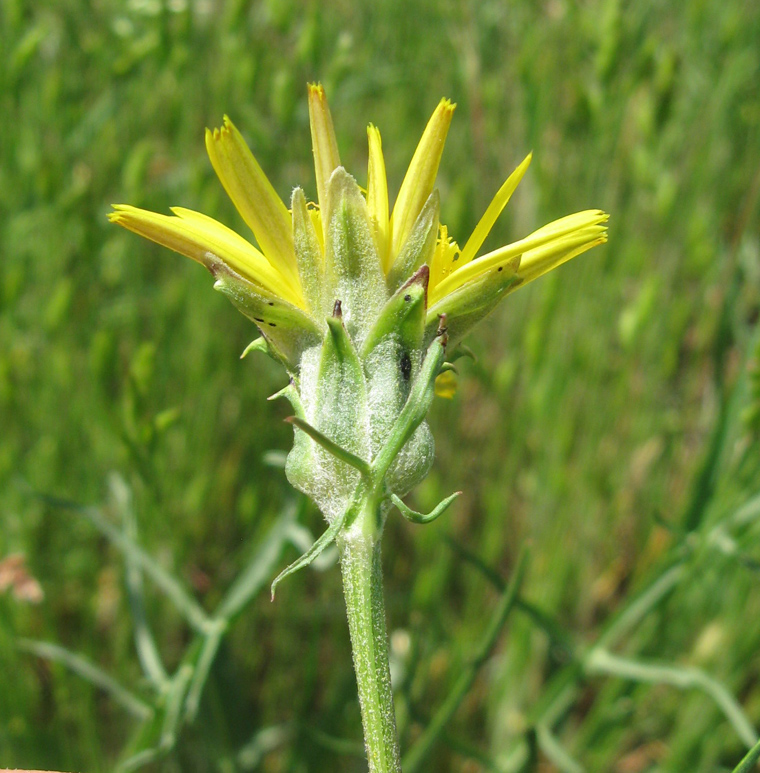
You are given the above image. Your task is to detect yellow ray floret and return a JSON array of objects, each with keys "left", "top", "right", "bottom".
[
  {"left": 308, "top": 83, "right": 342, "bottom": 217},
  {"left": 428, "top": 225, "right": 461, "bottom": 290},
  {"left": 457, "top": 152, "right": 533, "bottom": 267},
  {"left": 204, "top": 117, "right": 300, "bottom": 291},
  {"left": 429, "top": 210, "right": 609, "bottom": 306},
  {"left": 387, "top": 98, "right": 456, "bottom": 273},
  {"left": 366, "top": 124, "right": 389, "bottom": 266},
  {"left": 108, "top": 204, "right": 305, "bottom": 308}
]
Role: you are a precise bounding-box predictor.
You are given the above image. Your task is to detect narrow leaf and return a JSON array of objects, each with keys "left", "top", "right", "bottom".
[
  {"left": 74, "top": 501, "right": 211, "bottom": 633},
  {"left": 109, "top": 473, "right": 168, "bottom": 689},
  {"left": 270, "top": 509, "right": 349, "bottom": 599},
  {"left": 535, "top": 723, "right": 585, "bottom": 773},
  {"left": 217, "top": 508, "right": 298, "bottom": 620},
  {"left": 732, "top": 738, "right": 760, "bottom": 773}
]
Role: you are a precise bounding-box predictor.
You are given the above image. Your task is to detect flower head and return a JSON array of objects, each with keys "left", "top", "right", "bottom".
[{"left": 110, "top": 84, "right": 608, "bottom": 522}]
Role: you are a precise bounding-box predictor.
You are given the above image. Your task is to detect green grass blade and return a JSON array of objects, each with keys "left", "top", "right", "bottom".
[
  {"left": 18, "top": 639, "right": 152, "bottom": 721},
  {"left": 159, "top": 664, "right": 194, "bottom": 750},
  {"left": 36, "top": 491, "right": 212, "bottom": 634},
  {"left": 108, "top": 473, "right": 169, "bottom": 689},
  {"left": 183, "top": 623, "right": 226, "bottom": 722},
  {"left": 81, "top": 503, "right": 212, "bottom": 633},
  {"left": 217, "top": 508, "right": 298, "bottom": 620},
  {"left": 732, "top": 737, "right": 760, "bottom": 773},
  {"left": 116, "top": 747, "right": 163, "bottom": 773},
  {"left": 586, "top": 648, "right": 758, "bottom": 748},
  {"left": 536, "top": 722, "right": 585, "bottom": 773},
  {"left": 237, "top": 724, "right": 294, "bottom": 770},
  {"left": 402, "top": 545, "right": 529, "bottom": 773}
]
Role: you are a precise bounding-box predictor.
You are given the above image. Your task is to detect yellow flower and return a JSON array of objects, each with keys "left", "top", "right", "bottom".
[{"left": 110, "top": 84, "right": 607, "bottom": 353}]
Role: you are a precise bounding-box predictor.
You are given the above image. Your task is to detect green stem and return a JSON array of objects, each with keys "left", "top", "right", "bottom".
[{"left": 338, "top": 518, "right": 401, "bottom": 773}]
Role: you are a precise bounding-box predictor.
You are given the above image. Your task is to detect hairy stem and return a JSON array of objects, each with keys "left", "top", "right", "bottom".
[{"left": 338, "top": 520, "right": 401, "bottom": 773}]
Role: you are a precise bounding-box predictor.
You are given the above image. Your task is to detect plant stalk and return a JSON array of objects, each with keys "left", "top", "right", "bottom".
[{"left": 338, "top": 513, "right": 401, "bottom": 773}]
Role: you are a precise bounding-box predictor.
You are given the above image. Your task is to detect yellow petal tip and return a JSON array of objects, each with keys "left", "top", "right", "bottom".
[{"left": 438, "top": 97, "right": 457, "bottom": 113}]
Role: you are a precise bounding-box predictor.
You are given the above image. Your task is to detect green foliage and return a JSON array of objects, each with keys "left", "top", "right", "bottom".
[{"left": 1, "top": 0, "right": 759, "bottom": 771}]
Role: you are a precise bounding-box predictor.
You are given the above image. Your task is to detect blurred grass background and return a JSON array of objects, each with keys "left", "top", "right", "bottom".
[{"left": 2, "top": 0, "right": 760, "bottom": 770}]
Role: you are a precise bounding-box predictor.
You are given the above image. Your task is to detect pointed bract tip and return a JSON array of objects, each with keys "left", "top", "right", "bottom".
[
  {"left": 436, "top": 314, "right": 449, "bottom": 347},
  {"left": 399, "top": 264, "right": 430, "bottom": 298}
]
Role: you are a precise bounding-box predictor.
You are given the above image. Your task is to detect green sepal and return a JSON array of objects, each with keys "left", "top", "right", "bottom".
[
  {"left": 425, "top": 256, "right": 520, "bottom": 347},
  {"left": 289, "top": 310, "right": 370, "bottom": 521},
  {"left": 323, "top": 167, "right": 387, "bottom": 345},
  {"left": 447, "top": 344, "right": 476, "bottom": 363},
  {"left": 271, "top": 382, "right": 319, "bottom": 503},
  {"left": 284, "top": 416, "right": 370, "bottom": 478},
  {"left": 387, "top": 191, "right": 439, "bottom": 292},
  {"left": 361, "top": 266, "right": 429, "bottom": 360},
  {"left": 361, "top": 266, "right": 430, "bottom": 475},
  {"left": 270, "top": 507, "right": 349, "bottom": 600},
  {"left": 390, "top": 490, "right": 461, "bottom": 524},
  {"left": 315, "top": 314, "right": 368, "bottom": 459},
  {"left": 211, "top": 261, "right": 321, "bottom": 370},
  {"left": 240, "top": 337, "right": 271, "bottom": 359},
  {"left": 268, "top": 381, "right": 302, "bottom": 407},
  {"left": 372, "top": 318, "right": 448, "bottom": 484},
  {"left": 291, "top": 187, "right": 324, "bottom": 315}
]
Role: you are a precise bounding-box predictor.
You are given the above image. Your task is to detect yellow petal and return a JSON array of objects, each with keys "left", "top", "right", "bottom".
[
  {"left": 389, "top": 98, "right": 455, "bottom": 269},
  {"left": 517, "top": 227, "right": 609, "bottom": 285},
  {"left": 458, "top": 152, "right": 532, "bottom": 266},
  {"left": 432, "top": 210, "right": 608, "bottom": 302},
  {"left": 367, "top": 124, "right": 389, "bottom": 268},
  {"left": 204, "top": 118, "right": 299, "bottom": 289},
  {"left": 309, "top": 204, "right": 325, "bottom": 255},
  {"left": 308, "top": 83, "right": 341, "bottom": 216},
  {"left": 428, "top": 225, "right": 460, "bottom": 290},
  {"left": 434, "top": 370, "right": 458, "bottom": 399},
  {"left": 108, "top": 204, "right": 304, "bottom": 308}
]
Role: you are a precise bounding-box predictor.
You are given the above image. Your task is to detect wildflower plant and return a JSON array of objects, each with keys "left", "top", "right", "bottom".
[{"left": 110, "top": 84, "right": 608, "bottom": 772}]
